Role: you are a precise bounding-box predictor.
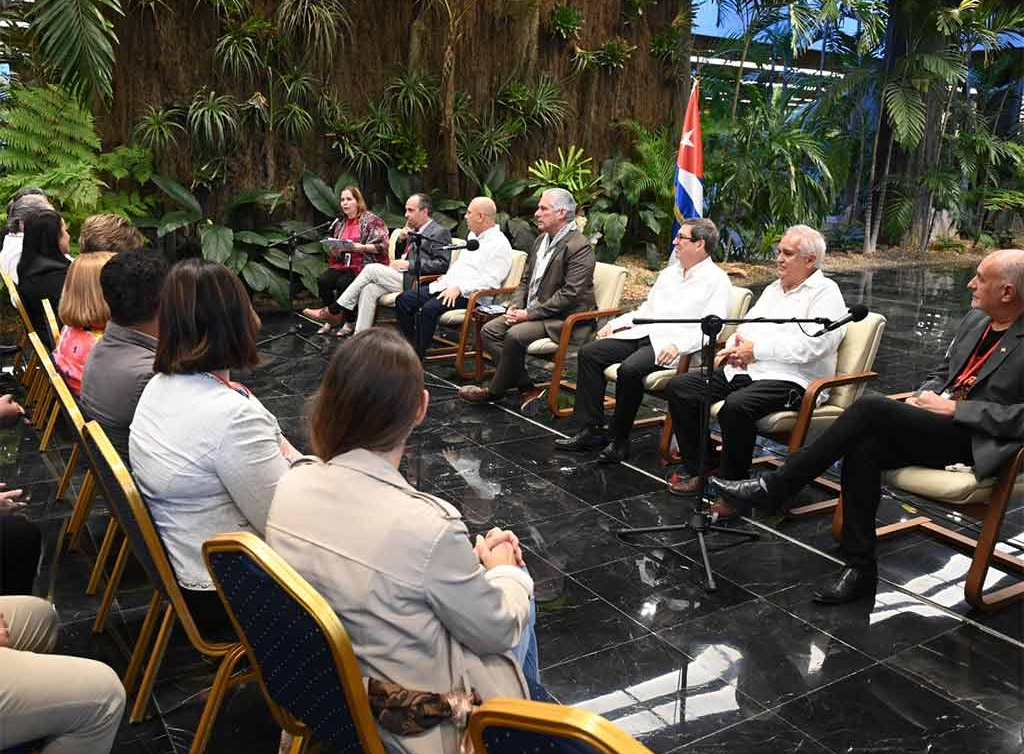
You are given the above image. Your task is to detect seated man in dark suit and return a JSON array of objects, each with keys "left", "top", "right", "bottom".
[
  {"left": 715, "top": 248, "right": 1024, "bottom": 605},
  {"left": 460, "top": 188, "right": 595, "bottom": 405}
]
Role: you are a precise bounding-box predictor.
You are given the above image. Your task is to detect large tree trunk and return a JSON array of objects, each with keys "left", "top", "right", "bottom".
[
  {"left": 439, "top": 40, "right": 459, "bottom": 197},
  {"left": 673, "top": 1, "right": 694, "bottom": 127}
]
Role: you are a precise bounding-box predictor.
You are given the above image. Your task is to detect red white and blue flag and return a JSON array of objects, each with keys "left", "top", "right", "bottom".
[{"left": 671, "top": 81, "right": 703, "bottom": 261}]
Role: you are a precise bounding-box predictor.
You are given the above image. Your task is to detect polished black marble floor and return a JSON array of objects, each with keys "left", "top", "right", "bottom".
[{"left": 2, "top": 263, "right": 1023, "bottom": 754}]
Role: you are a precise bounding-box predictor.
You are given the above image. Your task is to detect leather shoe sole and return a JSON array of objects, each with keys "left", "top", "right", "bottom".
[
  {"left": 459, "top": 385, "right": 496, "bottom": 404},
  {"left": 812, "top": 566, "right": 877, "bottom": 605},
  {"left": 554, "top": 431, "right": 607, "bottom": 452}
]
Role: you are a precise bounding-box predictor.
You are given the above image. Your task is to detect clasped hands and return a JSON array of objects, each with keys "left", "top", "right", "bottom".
[
  {"left": 504, "top": 308, "right": 530, "bottom": 326},
  {"left": 715, "top": 334, "right": 756, "bottom": 369},
  {"left": 905, "top": 390, "right": 956, "bottom": 416},
  {"left": 474, "top": 526, "right": 525, "bottom": 569}
]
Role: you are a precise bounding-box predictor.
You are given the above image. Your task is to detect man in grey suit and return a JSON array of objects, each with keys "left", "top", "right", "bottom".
[
  {"left": 714, "top": 248, "right": 1024, "bottom": 604},
  {"left": 460, "top": 188, "right": 596, "bottom": 404}
]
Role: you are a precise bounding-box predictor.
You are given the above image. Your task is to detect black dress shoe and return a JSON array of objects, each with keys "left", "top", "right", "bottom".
[
  {"left": 812, "top": 566, "right": 878, "bottom": 605},
  {"left": 554, "top": 426, "right": 607, "bottom": 452},
  {"left": 711, "top": 476, "right": 773, "bottom": 510},
  {"left": 597, "top": 440, "right": 630, "bottom": 465}
]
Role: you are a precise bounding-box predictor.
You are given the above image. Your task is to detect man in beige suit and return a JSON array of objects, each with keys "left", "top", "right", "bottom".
[{"left": 460, "top": 187, "right": 596, "bottom": 404}]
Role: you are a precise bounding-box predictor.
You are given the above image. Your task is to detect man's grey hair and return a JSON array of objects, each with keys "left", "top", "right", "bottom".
[
  {"left": 785, "top": 224, "right": 827, "bottom": 268},
  {"left": 991, "top": 248, "right": 1024, "bottom": 298},
  {"left": 545, "top": 188, "right": 577, "bottom": 220},
  {"left": 7, "top": 194, "right": 53, "bottom": 232}
]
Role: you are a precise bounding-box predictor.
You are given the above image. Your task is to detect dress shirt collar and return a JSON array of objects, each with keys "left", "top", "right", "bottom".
[
  {"left": 469, "top": 224, "right": 500, "bottom": 243},
  {"left": 679, "top": 255, "right": 714, "bottom": 281},
  {"left": 418, "top": 218, "right": 434, "bottom": 234},
  {"left": 778, "top": 268, "right": 826, "bottom": 296},
  {"left": 328, "top": 447, "right": 414, "bottom": 491}
]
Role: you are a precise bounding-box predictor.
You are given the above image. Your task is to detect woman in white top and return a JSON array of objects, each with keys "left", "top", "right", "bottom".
[
  {"left": 130, "top": 258, "right": 298, "bottom": 638},
  {"left": 266, "top": 329, "right": 539, "bottom": 754}
]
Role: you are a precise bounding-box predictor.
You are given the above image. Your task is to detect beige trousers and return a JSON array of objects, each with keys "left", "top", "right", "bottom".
[
  {"left": 336, "top": 263, "right": 404, "bottom": 332},
  {"left": 0, "top": 596, "right": 126, "bottom": 754}
]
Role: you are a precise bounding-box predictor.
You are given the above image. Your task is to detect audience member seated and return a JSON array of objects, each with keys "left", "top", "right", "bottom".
[
  {"left": 0, "top": 187, "right": 52, "bottom": 284},
  {"left": 301, "top": 185, "right": 389, "bottom": 333},
  {"left": 556, "top": 219, "right": 732, "bottom": 464},
  {"left": 714, "top": 248, "right": 1024, "bottom": 604},
  {"left": 665, "top": 224, "right": 848, "bottom": 505},
  {"left": 130, "top": 259, "right": 299, "bottom": 638},
  {"left": 16, "top": 207, "right": 71, "bottom": 347},
  {"left": 80, "top": 248, "right": 169, "bottom": 463},
  {"left": 396, "top": 196, "right": 513, "bottom": 358},
  {"left": 0, "top": 394, "right": 41, "bottom": 598},
  {"left": 52, "top": 252, "right": 114, "bottom": 396},
  {"left": 459, "top": 188, "right": 595, "bottom": 406},
  {"left": 78, "top": 214, "right": 146, "bottom": 255},
  {"left": 266, "top": 329, "right": 538, "bottom": 754},
  {"left": 329, "top": 192, "right": 452, "bottom": 338},
  {"left": 0, "top": 596, "right": 126, "bottom": 753}
]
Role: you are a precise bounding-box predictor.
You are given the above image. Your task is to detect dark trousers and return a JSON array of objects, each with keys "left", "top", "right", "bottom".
[
  {"left": 395, "top": 288, "right": 468, "bottom": 358},
  {"left": 480, "top": 318, "right": 551, "bottom": 396},
  {"left": 769, "top": 394, "right": 974, "bottom": 567},
  {"left": 575, "top": 337, "right": 663, "bottom": 441},
  {"left": 318, "top": 268, "right": 357, "bottom": 314},
  {"left": 182, "top": 587, "right": 237, "bottom": 643},
  {"left": 0, "top": 515, "right": 43, "bottom": 595},
  {"left": 668, "top": 369, "right": 804, "bottom": 479}
]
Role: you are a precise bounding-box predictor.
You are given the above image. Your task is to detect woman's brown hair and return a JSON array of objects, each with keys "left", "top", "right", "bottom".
[
  {"left": 153, "top": 258, "right": 260, "bottom": 374},
  {"left": 310, "top": 328, "right": 424, "bottom": 459},
  {"left": 79, "top": 214, "right": 146, "bottom": 255},
  {"left": 58, "top": 251, "right": 114, "bottom": 329},
  {"left": 340, "top": 185, "right": 368, "bottom": 216}
]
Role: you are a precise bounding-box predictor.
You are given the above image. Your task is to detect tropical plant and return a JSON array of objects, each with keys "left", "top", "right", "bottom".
[
  {"left": 595, "top": 38, "right": 637, "bottom": 69},
  {"left": 384, "top": 69, "right": 440, "bottom": 119},
  {"left": 548, "top": 3, "right": 583, "bottom": 40},
  {"left": 0, "top": 84, "right": 155, "bottom": 229},
  {"left": 527, "top": 145, "right": 600, "bottom": 210},
  {"left": 27, "top": 0, "right": 124, "bottom": 102},
  {"left": 186, "top": 89, "right": 240, "bottom": 153},
  {"left": 622, "top": 0, "right": 657, "bottom": 23},
  {"left": 497, "top": 75, "right": 571, "bottom": 132},
  {"left": 273, "top": 0, "right": 351, "bottom": 68},
  {"left": 650, "top": 27, "right": 681, "bottom": 62},
  {"left": 133, "top": 105, "right": 185, "bottom": 154}
]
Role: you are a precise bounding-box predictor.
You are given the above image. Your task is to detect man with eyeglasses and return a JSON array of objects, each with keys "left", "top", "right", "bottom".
[
  {"left": 664, "top": 224, "right": 848, "bottom": 506},
  {"left": 556, "top": 218, "right": 731, "bottom": 464}
]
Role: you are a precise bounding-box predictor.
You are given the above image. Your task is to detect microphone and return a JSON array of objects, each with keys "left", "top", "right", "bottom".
[
  {"left": 816, "top": 304, "right": 868, "bottom": 335},
  {"left": 441, "top": 238, "right": 480, "bottom": 252}
]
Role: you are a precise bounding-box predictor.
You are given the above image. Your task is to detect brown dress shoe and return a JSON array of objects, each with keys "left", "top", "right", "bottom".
[
  {"left": 303, "top": 307, "right": 343, "bottom": 324},
  {"left": 667, "top": 473, "right": 703, "bottom": 496},
  {"left": 459, "top": 385, "right": 495, "bottom": 404}
]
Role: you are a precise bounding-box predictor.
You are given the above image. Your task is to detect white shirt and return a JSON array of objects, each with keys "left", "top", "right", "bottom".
[
  {"left": 724, "top": 268, "right": 848, "bottom": 390},
  {"left": 429, "top": 225, "right": 513, "bottom": 295},
  {"left": 605, "top": 257, "right": 731, "bottom": 366},
  {"left": 0, "top": 233, "right": 23, "bottom": 284}
]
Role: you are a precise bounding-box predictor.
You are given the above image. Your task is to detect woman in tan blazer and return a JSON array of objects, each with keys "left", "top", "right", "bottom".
[{"left": 266, "top": 328, "right": 538, "bottom": 754}]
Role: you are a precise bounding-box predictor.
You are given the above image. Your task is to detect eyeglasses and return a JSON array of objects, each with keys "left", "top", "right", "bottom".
[{"left": 676, "top": 234, "right": 695, "bottom": 242}]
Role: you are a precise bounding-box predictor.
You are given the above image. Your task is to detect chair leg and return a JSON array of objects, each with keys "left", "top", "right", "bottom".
[
  {"left": 130, "top": 603, "right": 176, "bottom": 722},
  {"left": 87, "top": 518, "right": 120, "bottom": 594},
  {"left": 124, "top": 591, "right": 163, "bottom": 694},
  {"left": 659, "top": 413, "right": 675, "bottom": 461},
  {"left": 31, "top": 387, "right": 53, "bottom": 427},
  {"left": 92, "top": 539, "right": 130, "bottom": 634},
  {"left": 56, "top": 443, "right": 80, "bottom": 501},
  {"left": 38, "top": 399, "right": 61, "bottom": 451},
  {"left": 286, "top": 731, "right": 310, "bottom": 754},
  {"left": 66, "top": 471, "right": 97, "bottom": 551},
  {"left": 187, "top": 645, "right": 250, "bottom": 754},
  {"left": 963, "top": 464, "right": 1024, "bottom": 610}
]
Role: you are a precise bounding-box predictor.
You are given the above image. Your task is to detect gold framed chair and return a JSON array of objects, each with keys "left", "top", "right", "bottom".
[
  {"left": 0, "top": 269, "right": 31, "bottom": 383},
  {"left": 204, "top": 532, "right": 388, "bottom": 754},
  {"left": 41, "top": 298, "right": 61, "bottom": 348},
  {"left": 80, "top": 422, "right": 256, "bottom": 753},
  {"left": 425, "top": 250, "right": 529, "bottom": 370},
  {"left": 468, "top": 698, "right": 655, "bottom": 754},
  {"left": 496, "top": 262, "right": 628, "bottom": 418}
]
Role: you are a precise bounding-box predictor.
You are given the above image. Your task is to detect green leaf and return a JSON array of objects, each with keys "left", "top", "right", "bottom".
[
  {"left": 302, "top": 170, "right": 339, "bottom": 217},
  {"left": 883, "top": 83, "right": 926, "bottom": 148},
  {"left": 226, "top": 190, "right": 283, "bottom": 214},
  {"left": 263, "top": 248, "right": 293, "bottom": 270},
  {"left": 158, "top": 210, "right": 198, "bottom": 238},
  {"left": 387, "top": 166, "right": 416, "bottom": 204},
  {"left": 639, "top": 208, "right": 661, "bottom": 236},
  {"left": 333, "top": 172, "right": 357, "bottom": 197},
  {"left": 603, "top": 213, "right": 628, "bottom": 253},
  {"left": 242, "top": 259, "right": 273, "bottom": 291},
  {"left": 152, "top": 173, "right": 202, "bottom": 216},
  {"left": 201, "top": 224, "right": 234, "bottom": 263},
  {"left": 264, "top": 269, "right": 292, "bottom": 308},
  {"left": 235, "top": 230, "right": 271, "bottom": 247},
  {"left": 225, "top": 249, "right": 248, "bottom": 272}
]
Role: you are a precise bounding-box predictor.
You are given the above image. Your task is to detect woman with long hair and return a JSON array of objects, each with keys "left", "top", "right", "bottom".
[
  {"left": 53, "top": 251, "right": 114, "bottom": 395},
  {"left": 302, "top": 185, "right": 388, "bottom": 334},
  {"left": 130, "top": 258, "right": 299, "bottom": 638},
  {"left": 266, "top": 328, "right": 539, "bottom": 754},
  {"left": 16, "top": 207, "right": 70, "bottom": 346}
]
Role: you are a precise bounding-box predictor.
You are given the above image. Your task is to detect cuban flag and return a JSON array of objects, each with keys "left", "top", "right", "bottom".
[{"left": 670, "top": 81, "right": 703, "bottom": 263}]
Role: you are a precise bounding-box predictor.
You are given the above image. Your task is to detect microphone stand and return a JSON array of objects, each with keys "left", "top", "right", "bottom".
[
  {"left": 256, "top": 219, "right": 335, "bottom": 354},
  {"left": 407, "top": 231, "right": 462, "bottom": 392},
  {"left": 616, "top": 312, "right": 837, "bottom": 591}
]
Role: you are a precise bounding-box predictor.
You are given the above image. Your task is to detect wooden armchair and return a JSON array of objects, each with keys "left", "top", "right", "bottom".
[{"left": 375, "top": 242, "right": 463, "bottom": 313}]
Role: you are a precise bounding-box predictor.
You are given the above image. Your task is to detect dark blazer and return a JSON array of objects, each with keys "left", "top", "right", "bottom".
[
  {"left": 395, "top": 220, "right": 452, "bottom": 291},
  {"left": 510, "top": 228, "right": 596, "bottom": 341},
  {"left": 919, "top": 308, "right": 1024, "bottom": 478}
]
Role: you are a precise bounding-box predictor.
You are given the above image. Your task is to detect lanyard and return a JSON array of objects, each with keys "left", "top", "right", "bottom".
[
  {"left": 951, "top": 324, "right": 1001, "bottom": 393},
  {"left": 204, "top": 371, "right": 252, "bottom": 398}
]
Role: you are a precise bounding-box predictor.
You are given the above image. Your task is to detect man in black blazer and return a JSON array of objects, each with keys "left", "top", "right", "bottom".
[
  {"left": 459, "top": 188, "right": 596, "bottom": 404},
  {"left": 714, "top": 248, "right": 1024, "bottom": 604}
]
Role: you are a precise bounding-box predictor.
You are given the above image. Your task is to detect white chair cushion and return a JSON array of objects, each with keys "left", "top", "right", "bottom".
[
  {"left": 603, "top": 363, "right": 676, "bottom": 391},
  {"left": 526, "top": 338, "right": 558, "bottom": 356},
  {"left": 378, "top": 292, "right": 400, "bottom": 307},
  {"left": 882, "top": 466, "right": 1008, "bottom": 506},
  {"left": 707, "top": 402, "right": 845, "bottom": 435},
  {"left": 438, "top": 309, "right": 466, "bottom": 326}
]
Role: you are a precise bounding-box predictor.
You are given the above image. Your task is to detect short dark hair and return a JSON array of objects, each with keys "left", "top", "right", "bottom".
[
  {"left": 682, "top": 218, "right": 719, "bottom": 257},
  {"left": 101, "top": 248, "right": 169, "bottom": 326},
  {"left": 309, "top": 328, "right": 424, "bottom": 459},
  {"left": 411, "top": 192, "right": 432, "bottom": 214},
  {"left": 153, "top": 258, "right": 260, "bottom": 374}
]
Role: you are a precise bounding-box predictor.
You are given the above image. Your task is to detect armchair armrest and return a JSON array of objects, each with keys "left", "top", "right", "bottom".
[
  {"left": 786, "top": 370, "right": 878, "bottom": 451},
  {"left": 556, "top": 308, "right": 624, "bottom": 354},
  {"left": 418, "top": 274, "right": 443, "bottom": 284},
  {"left": 464, "top": 286, "right": 519, "bottom": 317},
  {"left": 888, "top": 391, "right": 916, "bottom": 403}
]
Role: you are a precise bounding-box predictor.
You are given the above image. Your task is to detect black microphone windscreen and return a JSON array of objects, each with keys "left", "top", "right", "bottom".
[
  {"left": 849, "top": 304, "right": 869, "bottom": 322},
  {"left": 465, "top": 239, "right": 481, "bottom": 251}
]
